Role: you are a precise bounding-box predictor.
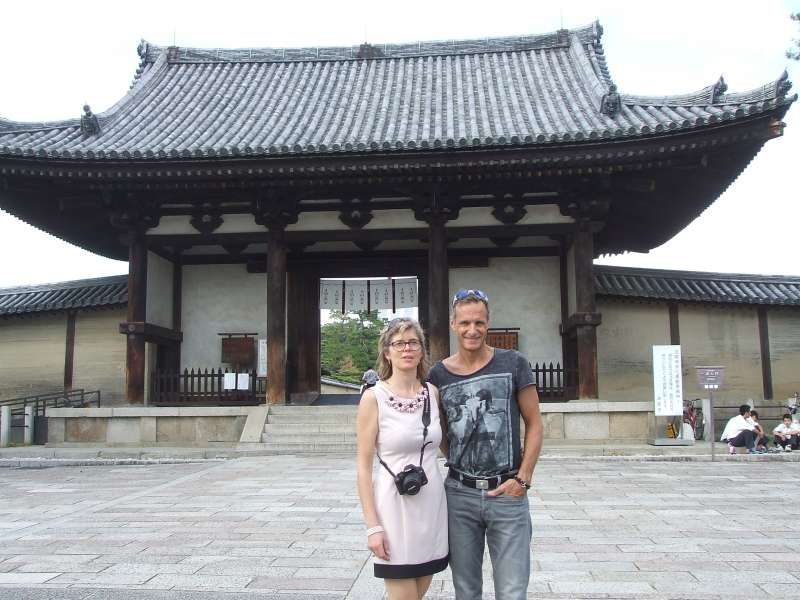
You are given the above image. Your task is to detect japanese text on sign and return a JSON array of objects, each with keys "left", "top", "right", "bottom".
[{"left": 652, "top": 345, "right": 683, "bottom": 416}]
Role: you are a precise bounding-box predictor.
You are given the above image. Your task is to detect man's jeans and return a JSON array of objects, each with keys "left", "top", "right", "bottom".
[{"left": 445, "top": 477, "right": 532, "bottom": 600}]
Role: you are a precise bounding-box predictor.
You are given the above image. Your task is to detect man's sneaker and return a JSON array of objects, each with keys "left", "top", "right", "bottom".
[
  {"left": 728, "top": 444, "right": 736, "bottom": 455},
  {"left": 786, "top": 446, "right": 793, "bottom": 452}
]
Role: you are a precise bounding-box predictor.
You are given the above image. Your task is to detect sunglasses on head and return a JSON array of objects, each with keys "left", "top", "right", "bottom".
[{"left": 452, "top": 289, "right": 489, "bottom": 307}]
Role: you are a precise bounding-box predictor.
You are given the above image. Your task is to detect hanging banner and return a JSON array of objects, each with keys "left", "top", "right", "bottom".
[
  {"left": 320, "top": 280, "right": 344, "bottom": 310},
  {"left": 370, "top": 279, "right": 392, "bottom": 310},
  {"left": 652, "top": 345, "right": 683, "bottom": 416},
  {"left": 394, "top": 278, "right": 418, "bottom": 308},
  {"left": 257, "top": 339, "right": 267, "bottom": 378},
  {"left": 345, "top": 280, "right": 369, "bottom": 312}
]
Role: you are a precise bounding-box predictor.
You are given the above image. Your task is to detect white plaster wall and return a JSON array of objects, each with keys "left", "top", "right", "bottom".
[
  {"left": 146, "top": 252, "right": 174, "bottom": 328},
  {"left": 181, "top": 264, "right": 268, "bottom": 369},
  {"left": 768, "top": 308, "right": 800, "bottom": 400},
  {"left": 72, "top": 309, "right": 127, "bottom": 405},
  {"left": 448, "top": 257, "right": 562, "bottom": 364}
]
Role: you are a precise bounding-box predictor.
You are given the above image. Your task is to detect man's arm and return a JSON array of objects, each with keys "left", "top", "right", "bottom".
[{"left": 487, "top": 384, "right": 543, "bottom": 497}]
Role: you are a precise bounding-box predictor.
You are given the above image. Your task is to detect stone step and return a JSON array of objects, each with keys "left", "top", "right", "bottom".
[
  {"left": 257, "top": 441, "right": 358, "bottom": 454},
  {"left": 261, "top": 431, "right": 356, "bottom": 444},
  {"left": 269, "top": 405, "right": 358, "bottom": 415},
  {"left": 263, "top": 423, "right": 355, "bottom": 434},
  {"left": 267, "top": 414, "right": 358, "bottom": 425}
]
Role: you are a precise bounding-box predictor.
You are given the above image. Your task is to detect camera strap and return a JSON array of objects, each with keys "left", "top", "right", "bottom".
[{"left": 377, "top": 384, "right": 432, "bottom": 478}]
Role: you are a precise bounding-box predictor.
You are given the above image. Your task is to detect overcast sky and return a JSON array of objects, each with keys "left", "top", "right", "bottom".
[{"left": 1, "top": 0, "right": 798, "bottom": 287}]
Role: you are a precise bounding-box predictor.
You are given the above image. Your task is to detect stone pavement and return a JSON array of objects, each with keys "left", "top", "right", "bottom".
[{"left": 0, "top": 455, "right": 798, "bottom": 600}]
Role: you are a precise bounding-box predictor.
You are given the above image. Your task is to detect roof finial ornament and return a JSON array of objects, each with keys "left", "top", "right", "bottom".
[
  {"left": 600, "top": 84, "right": 621, "bottom": 117},
  {"left": 137, "top": 39, "right": 148, "bottom": 60},
  {"left": 80, "top": 105, "right": 101, "bottom": 137},
  {"left": 711, "top": 76, "right": 727, "bottom": 103},
  {"left": 776, "top": 70, "right": 792, "bottom": 98},
  {"left": 356, "top": 42, "right": 383, "bottom": 59}
]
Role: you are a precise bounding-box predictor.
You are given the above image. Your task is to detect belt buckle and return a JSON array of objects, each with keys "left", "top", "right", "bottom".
[{"left": 475, "top": 479, "right": 489, "bottom": 490}]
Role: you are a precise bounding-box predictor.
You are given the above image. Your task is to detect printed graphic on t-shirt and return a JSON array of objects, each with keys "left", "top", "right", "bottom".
[{"left": 440, "top": 373, "right": 513, "bottom": 477}]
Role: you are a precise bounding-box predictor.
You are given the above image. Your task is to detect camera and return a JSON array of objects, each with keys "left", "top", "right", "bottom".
[{"left": 393, "top": 464, "right": 428, "bottom": 495}]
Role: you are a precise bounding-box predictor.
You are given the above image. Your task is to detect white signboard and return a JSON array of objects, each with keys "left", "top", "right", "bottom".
[
  {"left": 320, "top": 280, "right": 344, "bottom": 310},
  {"left": 223, "top": 372, "right": 250, "bottom": 391},
  {"left": 652, "top": 345, "right": 683, "bottom": 416},
  {"left": 370, "top": 279, "right": 392, "bottom": 310},
  {"left": 345, "top": 281, "right": 369, "bottom": 312},
  {"left": 394, "top": 278, "right": 418, "bottom": 308},
  {"left": 257, "top": 339, "right": 267, "bottom": 378}
]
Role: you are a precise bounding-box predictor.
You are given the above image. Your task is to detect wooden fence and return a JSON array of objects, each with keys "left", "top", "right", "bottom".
[
  {"left": 152, "top": 369, "right": 265, "bottom": 406},
  {"left": 531, "top": 362, "right": 572, "bottom": 400}
]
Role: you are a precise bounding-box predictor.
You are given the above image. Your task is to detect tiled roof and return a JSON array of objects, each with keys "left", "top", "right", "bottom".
[
  {"left": 595, "top": 266, "right": 800, "bottom": 306},
  {"left": 0, "top": 275, "right": 127, "bottom": 316},
  {"left": 0, "top": 22, "right": 794, "bottom": 160}
]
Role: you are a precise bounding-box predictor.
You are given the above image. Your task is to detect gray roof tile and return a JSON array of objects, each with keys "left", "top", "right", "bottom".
[
  {"left": 0, "top": 275, "right": 127, "bottom": 316},
  {"left": 0, "top": 22, "right": 794, "bottom": 161}
]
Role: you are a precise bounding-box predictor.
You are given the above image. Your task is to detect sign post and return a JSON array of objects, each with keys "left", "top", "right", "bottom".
[
  {"left": 650, "top": 345, "right": 692, "bottom": 446},
  {"left": 696, "top": 366, "right": 725, "bottom": 462}
]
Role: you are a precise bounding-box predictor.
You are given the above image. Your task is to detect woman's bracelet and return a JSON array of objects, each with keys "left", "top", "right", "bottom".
[{"left": 366, "top": 525, "right": 384, "bottom": 537}]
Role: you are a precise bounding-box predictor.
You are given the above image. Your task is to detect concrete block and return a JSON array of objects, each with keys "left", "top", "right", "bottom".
[
  {"left": 196, "top": 416, "right": 247, "bottom": 443},
  {"left": 542, "top": 412, "right": 564, "bottom": 439},
  {"left": 156, "top": 417, "right": 197, "bottom": 444},
  {"left": 609, "top": 412, "right": 649, "bottom": 439},
  {"left": 140, "top": 416, "right": 157, "bottom": 443},
  {"left": 47, "top": 417, "right": 66, "bottom": 444},
  {"left": 564, "top": 412, "right": 610, "bottom": 440},
  {"left": 106, "top": 418, "right": 142, "bottom": 445},
  {"left": 47, "top": 407, "right": 113, "bottom": 418},
  {"left": 239, "top": 406, "right": 269, "bottom": 443},
  {"left": 65, "top": 417, "right": 108, "bottom": 443}
]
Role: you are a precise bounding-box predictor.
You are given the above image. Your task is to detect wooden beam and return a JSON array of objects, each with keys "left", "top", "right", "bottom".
[
  {"left": 668, "top": 302, "right": 680, "bottom": 345},
  {"left": 267, "top": 233, "right": 288, "bottom": 404},
  {"left": 125, "top": 233, "right": 147, "bottom": 404},
  {"left": 64, "top": 311, "right": 76, "bottom": 391},
  {"left": 119, "top": 321, "right": 183, "bottom": 345},
  {"left": 757, "top": 306, "right": 773, "bottom": 400},
  {"left": 428, "top": 220, "right": 450, "bottom": 362}
]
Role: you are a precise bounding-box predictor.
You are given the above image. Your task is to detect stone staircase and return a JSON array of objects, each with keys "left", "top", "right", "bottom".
[{"left": 260, "top": 405, "right": 358, "bottom": 454}]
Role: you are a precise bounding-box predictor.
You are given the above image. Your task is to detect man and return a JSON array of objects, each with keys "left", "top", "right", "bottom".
[
  {"left": 720, "top": 404, "right": 759, "bottom": 454},
  {"left": 428, "top": 289, "right": 543, "bottom": 600},
  {"left": 773, "top": 413, "right": 800, "bottom": 452}
]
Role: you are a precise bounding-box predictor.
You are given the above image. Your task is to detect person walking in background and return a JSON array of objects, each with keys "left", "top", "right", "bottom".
[
  {"left": 355, "top": 318, "right": 448, "bottom": 600},
  {"left": 721, "top": 404, "right": 760, "bottom": 454},
  {"left": 428, "top": 289, "right": 543, "bottom": 600}
]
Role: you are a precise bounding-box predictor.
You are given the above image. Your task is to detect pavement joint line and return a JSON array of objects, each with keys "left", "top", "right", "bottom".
[{"left": 0, "top": 461, "right": 231, "bottom": 543}]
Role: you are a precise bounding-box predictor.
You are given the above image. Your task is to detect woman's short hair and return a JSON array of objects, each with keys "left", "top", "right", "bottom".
[{"left": 375, "top": 318, "right": 431, "bottom": 381}]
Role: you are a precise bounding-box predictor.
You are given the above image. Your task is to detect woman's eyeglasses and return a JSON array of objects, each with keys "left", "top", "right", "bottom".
[
  {"left": 452, "top": 289, "right": 488, "bottom": 306},
  {"left": 389, "top": 339, "right": 422, "bottom": 351}
]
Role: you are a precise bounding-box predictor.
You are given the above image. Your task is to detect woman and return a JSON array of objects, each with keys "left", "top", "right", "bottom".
[{"left": 356, "top": 318, "right": 448, "bottom": 600}]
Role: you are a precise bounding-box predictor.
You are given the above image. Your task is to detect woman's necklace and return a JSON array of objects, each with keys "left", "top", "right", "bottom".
[{"left": 383, "top": 382, "right": 426, "bottom": 413}]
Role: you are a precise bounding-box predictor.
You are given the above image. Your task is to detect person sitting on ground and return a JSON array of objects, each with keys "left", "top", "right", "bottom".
[
  {"left": 720, "top": 404, "right": 760, "bottom": 454},
  {"left": 748, "top": 409, "right": 768, "bottom": 452},
  {"left": 772, "top": 414, "right": 800, "bottom": 452}
]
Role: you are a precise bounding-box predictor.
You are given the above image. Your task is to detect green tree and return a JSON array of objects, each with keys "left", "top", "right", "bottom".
[
  {"left": 789, "top": 13, "right": 800, "bottom": 60},
  {"left": 320, "top": 311, "right": 387, "bottom": 384}
]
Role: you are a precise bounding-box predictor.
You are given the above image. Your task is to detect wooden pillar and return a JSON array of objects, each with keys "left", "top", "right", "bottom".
[
  {"left": 428, "top": 220, "right": 450, "bottom": 363},
  {"left": 64, "top": 311, "right": 76, "bottom": 391},
  {"left": 267, "top": 232, "right": 287, "bottom": 404},
  {"left": 126, "top": 232, "right": 148, "bottom": 404},
  {"left": 417, "top": 269, "right": 429, "bottom": 336},
  {"left": 171, "top": 261, "right": 183, "bottom": 371},
  {"left": 287, "top": 266, "right": 320, "bottom": 404},
  {"left": 567, "top": 226, "right": 600, "bottom": 399},
  {"left": 668, "top": 303, "right": 680, "bottom": 345},
  {"left": 757, "top": 306, "right": 773, "bottom": 400}
]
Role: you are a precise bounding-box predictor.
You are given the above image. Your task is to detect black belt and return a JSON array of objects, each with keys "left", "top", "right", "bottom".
[{"left": 447, "top": 468, "right": 514, "bottom": 490}]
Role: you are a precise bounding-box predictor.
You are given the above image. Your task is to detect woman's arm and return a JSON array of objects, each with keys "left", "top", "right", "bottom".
[{"left": 355, "top": 389, "right": 390, "bottom": 560}]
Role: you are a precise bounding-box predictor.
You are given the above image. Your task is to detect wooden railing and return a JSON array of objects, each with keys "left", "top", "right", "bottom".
[
  {"left": 152, "top": 369, "right": 266, "bottom": 406},
  {"left": 530, "top": 362, "right": 573, "bottom": 401}
]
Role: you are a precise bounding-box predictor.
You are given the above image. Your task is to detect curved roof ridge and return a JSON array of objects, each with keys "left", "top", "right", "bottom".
[
  {"left": 594, "top": 264, "right": 800, "bottom": 284},
  {"left": 0, "top": 274, "right": 127, "bottom": 296},
  {"left": 139, "top": 22, "right": 601, "bottom": 64}
]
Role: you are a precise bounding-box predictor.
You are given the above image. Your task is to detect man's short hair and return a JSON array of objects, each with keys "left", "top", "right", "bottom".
[
  {"left": 450, "top": 289, "right": 490, "bottom": 320},
  {"left": 750, "top": 410, "right": 759, "bottom": 419},
  {"left": 739, "top": 404, "right": 751, "bottom": 416},
  {"left": 783, "top": 413, "right": 792, "bottom": 421}
]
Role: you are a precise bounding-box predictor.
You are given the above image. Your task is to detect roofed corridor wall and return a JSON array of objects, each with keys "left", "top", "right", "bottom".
[
  {"left": 768, "top": 309, "right": 800, "bottom": 400},
  {"left": 0, "top": 313, "right": 66, "bottom": 401}
]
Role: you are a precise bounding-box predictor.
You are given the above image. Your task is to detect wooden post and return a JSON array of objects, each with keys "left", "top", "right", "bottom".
[
  {"left": 757, "top": 306, "right": 773, "bottom": 400},
  {"left": 569, "top": 226, "right": 600, "bottom": 399},
  {"left": 172, "top": 261, "right": 183, "bottom": 371},
  {"left": 287, "top": 267, "right": 321, "bottom": 404},
  {"left": 428, "top": 219, "right": 450, "bottom": 363},
  {"left": 64, "top": 311, "right": 76, "bottom": 391},
  {"left": 668, "top": 302, "right": 680, "bottom": 345},
  {"left": 267, "top": 232, "right": 287, "bottom": 404},
  {"left": 126, "top": 232, "right": 148, "bottom": 404}
]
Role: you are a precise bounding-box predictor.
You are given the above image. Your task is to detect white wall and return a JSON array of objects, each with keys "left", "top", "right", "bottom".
[
  {"left": 146, "top": 252, "right": 174, "bottom": 328},
  {"left": 181, "top": 264, "right": 268, "bottom": 369},
  {"left": 448, "top": 257, "right": 562, "bottom": 365}
]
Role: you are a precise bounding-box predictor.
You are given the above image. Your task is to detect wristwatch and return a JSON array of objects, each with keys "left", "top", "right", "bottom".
[{"left": 512, "top": 476, "right": 531, "bottom": 490}]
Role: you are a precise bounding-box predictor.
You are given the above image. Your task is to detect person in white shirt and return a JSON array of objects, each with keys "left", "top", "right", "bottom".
[
  {"left": 772, "top": 414, "right": 799, "bottom": 452},
  {"left": 748, "top": 410, "right": 768, "bottom": 452},
  {"left": 720, "top": 405, "right": 759, "bottom": 454}
]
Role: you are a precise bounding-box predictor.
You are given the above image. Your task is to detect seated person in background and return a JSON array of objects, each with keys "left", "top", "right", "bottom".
[
  {"left": 720, "top": 405, "right": 760, "bottom": 454},
  {"left": 748, "top": 409, "right": 768, "bottom": 452},
  {"left": 772, "top": 414, "right": 799, "bottom": 452}
]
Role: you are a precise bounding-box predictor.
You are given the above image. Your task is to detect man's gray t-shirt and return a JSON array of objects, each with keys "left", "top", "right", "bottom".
[{"left": 428, "top": 349, "right": 535, "bottom": 478}]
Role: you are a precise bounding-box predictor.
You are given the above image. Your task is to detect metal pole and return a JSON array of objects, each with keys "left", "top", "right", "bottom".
[
  {"left": 708, "top": 390, "right": 716, "bottom": 462},
  {"left": 0, "top": 406, "right": 10, "bottom": 448},
  {"left": 24, "top": 405, "right": 34, "bottom": 445}
]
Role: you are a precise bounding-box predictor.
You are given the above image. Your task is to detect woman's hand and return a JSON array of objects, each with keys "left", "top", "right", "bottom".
[{"left": 368, "top": 531, "right": 390, "bottom": 560}]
